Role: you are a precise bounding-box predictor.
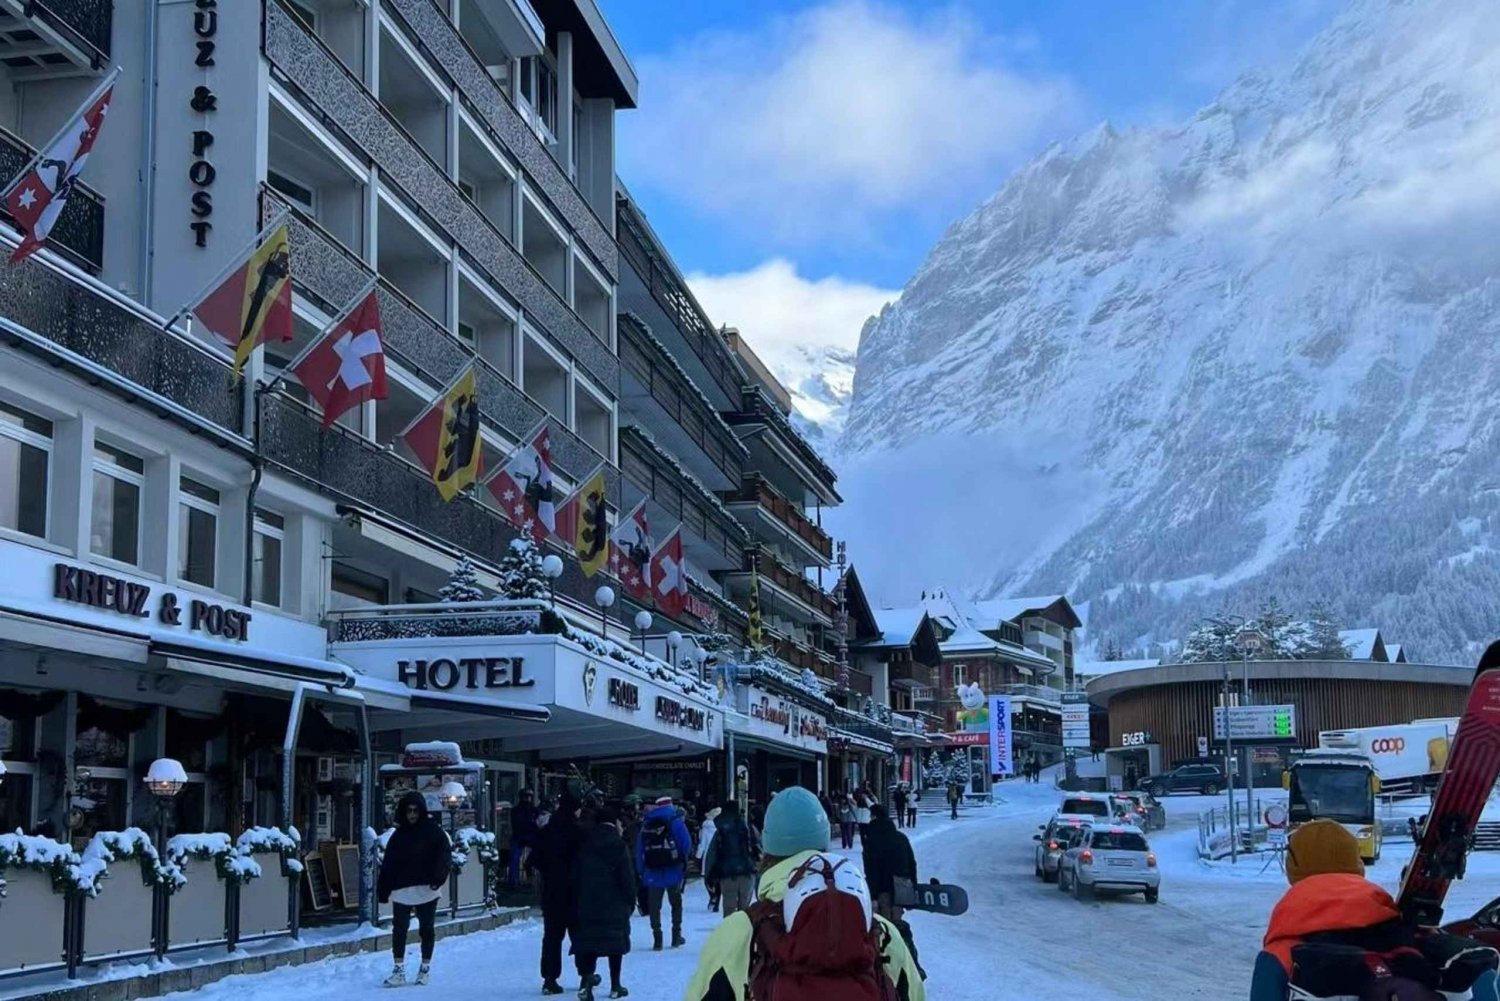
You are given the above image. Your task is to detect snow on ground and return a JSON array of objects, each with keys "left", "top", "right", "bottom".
[{"left": 140, "top": 782, "right": 1500, "bottom": 1001}]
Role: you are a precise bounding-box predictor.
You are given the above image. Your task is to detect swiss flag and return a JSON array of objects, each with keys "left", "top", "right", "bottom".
[
  {"left": 485, "top": 424, "right": 556, "bottom": 545},
  {"left": 290, "top": 288, "right": 387, "bottom": 426},
  {"left": 7, "top": 79, "right": 114, "bottom": 264},
  {"left": 649, "top": 527, "right": 688, "bottom": 618},
  {"left": 609, "top": 501, "right": 653, "bottom": 601}
]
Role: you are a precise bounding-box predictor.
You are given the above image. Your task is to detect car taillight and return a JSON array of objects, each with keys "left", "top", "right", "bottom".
[
  {"left": 1048, "top": 841, "right": 1059, "bottom": 851},
  {"left": 1146, "top": 853, "right": 1157, "bottom": 868},
  {"left": 1080, "top": 850, "right": 1093, "bottom": 866}
]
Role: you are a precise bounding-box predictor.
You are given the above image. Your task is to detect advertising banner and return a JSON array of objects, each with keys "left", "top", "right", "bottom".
[{"left": 988, "top": 694, "right": 1013, "bottom": 776}]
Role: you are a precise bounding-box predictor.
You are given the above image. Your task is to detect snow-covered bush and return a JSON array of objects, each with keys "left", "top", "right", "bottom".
[
  {"left": 440, "top": 556, "right": 489, "bottom": 603},
  {"left": 168, "top": 832, "right": 260, "bottom": 886},
  {"left": 83, "top": 828, "right": 185, "bottom": 893},
  {"left": 450, "top": 828, "right": 498, "bottom": 869},
  {"left": 498, "top": 538, "right": 550, "bottom": 600},
  {"left": 0, "top": 830, "right": 96, "bottom": 896},
  {"left": 237, "top": 826, "right": 304, "bottom": 876}
]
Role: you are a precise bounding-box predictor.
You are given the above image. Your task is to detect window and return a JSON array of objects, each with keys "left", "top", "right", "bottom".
[
  {"left": 951, "top": 664, "right": 966, "bottom": 688},
  {"left": 267, "top": 168, "right": 316, "bottom": 214},
  {"left": 253, "top": 509, "right": 284, "bottom": 607},
  {"left": 178, "top": 477, "right": 220, "bottom": 587},
  {"left": 91, "top": 442, "right": 144, "bottom": 566},
  {"left": 0, "top": 401, "right": 50, "bottom": 539},
  {"left": 331, "top": 562, "right": 388, "bottom": 610}
]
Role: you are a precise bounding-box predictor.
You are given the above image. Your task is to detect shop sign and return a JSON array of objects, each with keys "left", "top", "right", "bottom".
[
  {"left": 800, "top": 714, "right": 828, "bottom": 742},
  {"left": 750, "top": 694, "right": 792, "bottom": 730},
  {"left": 188, "top": 0, "right": 219, "bottom": 247},
  {"left": 608, "top": 677, "right": 641, "bottom": 711},
  {"left": 52, "top": 562, "right": 252, "bottom": 640},
  {"left": 396, "top": 656, "right": 533, "bottom": 691},
  {"left": 738, "top": 686, "right": 828, "bottom": 751},
  {"left": 1120, "top": 731, "right": 1151, "bottom": 747},
  {"left": 944, "top": 731, "right": 989, "bottom": 747},
  {"left": 685, "top": 594, "right": 718, "bottom": 627},
  {"left": 656, "top": 695, "right": 706, "bottom": 732}
]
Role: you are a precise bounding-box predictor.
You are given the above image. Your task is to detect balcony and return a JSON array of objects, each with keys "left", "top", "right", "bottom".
[
  {"left": 1026, "top": 628, "right": 1065, "bottom": 653},
  {"left": 725, "top": 474, "right": 832, "bottom": 565},
  {"left": 724, "top": 546, "right": 835, "bottom": 626},
  {"left": 998, "top": 683, "right": 1063, "bottom": 707},
  {"left": 724, "top": 387, "right": 840, "bottom": 506},
  {"left": 618, "top": 424, "right": 747, "bottom": 572},
  {"left": 0, "top": 124, "right": 102, "bottom": 272},
  {"left": 618, "top": 313, "right": 746, "bottom": 492},
  {"left": 0, "top": 0, "right": 111, "bottom": 77}
]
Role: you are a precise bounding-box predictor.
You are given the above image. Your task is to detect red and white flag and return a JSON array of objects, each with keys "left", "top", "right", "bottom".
[
  {"left": 485, "top": 423, "right": 557, "bottom": 545},
  {"left": 649, "top": 527, "right": 688, "bottom": 618},
  {"left": 5, "top": 71, "right": 117, "bottom": 264},
  {"left": 289, "top": 285, "right": 387, "bottom": 427},
  {"left": 609, "top": 501, "right": 653, "bottom": 601}
]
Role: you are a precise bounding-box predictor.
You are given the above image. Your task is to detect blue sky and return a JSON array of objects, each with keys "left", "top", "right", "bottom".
[{"left": 603, "top": 0, "right": 1343, "bottom": 375}]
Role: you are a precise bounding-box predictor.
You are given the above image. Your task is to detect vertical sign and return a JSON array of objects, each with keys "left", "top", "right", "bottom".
[
  {"left": 189, "top": 0, "right": 219, "bottom": 247},
  {"left": 1061, "top": 690, "right": 1091, "bottom": 749},
  {"left": 988, "top": 694, "right": 1013, "bottom": 776}
]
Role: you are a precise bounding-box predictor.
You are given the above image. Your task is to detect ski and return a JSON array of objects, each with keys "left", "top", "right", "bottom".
[{"left": 1396, "top": 639, "right": 1500, "bottom": 927}]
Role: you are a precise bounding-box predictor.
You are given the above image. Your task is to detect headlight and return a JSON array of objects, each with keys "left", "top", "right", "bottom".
[{"left": 1357, "top": 827, "right": 1373, "bottom": 838}]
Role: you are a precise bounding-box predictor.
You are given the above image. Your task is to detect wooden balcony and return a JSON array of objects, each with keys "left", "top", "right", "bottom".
[{"left": 724, "top": 474, "right": 833, "bottom": 563}]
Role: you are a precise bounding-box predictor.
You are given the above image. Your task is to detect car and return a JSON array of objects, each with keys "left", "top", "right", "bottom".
[
  {"left": 1033, "top": 818, "right": 1087, "bottom": 882},
  {"left": 1056, "top": 794, "right": 1113, "bottom": 819},
  {"left": 1113, "top": 791, "right": 1167, "bottom": 831},
  {"left": 1141, "top": 764, "right": 1224, "bottom": 797},
  {"left": 1057, "top": 824, "right": 1160, "bottom": 903}
]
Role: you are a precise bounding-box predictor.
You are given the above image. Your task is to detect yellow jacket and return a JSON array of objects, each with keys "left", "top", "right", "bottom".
[{"left": 683, "top": 851, "right": 927, "bottom": 1001}]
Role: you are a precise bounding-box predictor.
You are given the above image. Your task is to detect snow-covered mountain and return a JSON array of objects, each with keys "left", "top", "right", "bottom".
[
  {"left": 785, "top": 345, "right": 856, "bottom": 449},
  {"left": 833, "top": 0, "right": 1500, "bottom": 664}
]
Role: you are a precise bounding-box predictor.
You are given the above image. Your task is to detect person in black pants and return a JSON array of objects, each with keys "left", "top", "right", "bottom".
[
  {"left": 571, "top": 805, "right": 635, "bottom": 999},
  {"left": 376, "top": 791, "right": 452, "bottom": 987},
  {"left": 528, "top": 794, "right": 584, "bottom": 995}
]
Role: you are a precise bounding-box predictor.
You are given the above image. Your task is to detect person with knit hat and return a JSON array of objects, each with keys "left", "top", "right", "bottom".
[
  {"left": 683, "top": 786, "right": 925, "bottom": 1001},
  {"left": 1250, "top": 819, "right": 1498, "bottom": 1001},
  {"left": 636, "top": 795, "right": 692, "bottom": 951}
]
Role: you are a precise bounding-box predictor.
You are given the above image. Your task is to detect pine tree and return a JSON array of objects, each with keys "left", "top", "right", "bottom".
[
  {"left": 1254, "top": 595, "right": 1298, "bottom": 658},
  {"left": 497, "top": 538, "right": 549, "bottom": 600},
  {"left": 924, "top": 748, "right": 946, "bottom": 788},
  {"left": 439, "top": 555, "right": 487, "bottom": 603},
  {"left": 1179, "top": 614, "right": 1240, "bottom": 662},
  {"left": 1300, "top": 601, "right": 1351, "bottom": 659},
  {"left": 947, "top": 750, "right": 973, "bottom": 789},
  {"left": 1103, "top": 638, "right": 1124, "bottom": 662}
]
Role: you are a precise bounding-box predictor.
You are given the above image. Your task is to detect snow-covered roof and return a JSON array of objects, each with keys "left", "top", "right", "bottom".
[
  {"left": 1339, "top": 628, "right": 1383, "bottom": 661},
  {"left": 872, "top": 607, "right": 928, "bottom": 647},
  {"left": 1075, "top": 658, "right": 1160, "bottom": 679},
  {"left": 972, "top": 595, "right": 1066, "bottom": 626},
  {"left": 884, "top": 592, "right": 1056, "bottom": 669},
  {"left": 1388, "top": 644, "right": 1406, "bottom": 663}
]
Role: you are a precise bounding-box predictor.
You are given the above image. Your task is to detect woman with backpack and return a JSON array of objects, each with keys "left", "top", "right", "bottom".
[
  {"left": 705, "top": 800, "right": 759, "bottom": 918},
  {"left": 375, "top": 791, "right": 452, "bottom": 987},
  {"left": 571, "top": 805, "right": 634, "bottom": 1000},
  {"left": 683, "top": 786, "right": 926, "bottom": 1001}
]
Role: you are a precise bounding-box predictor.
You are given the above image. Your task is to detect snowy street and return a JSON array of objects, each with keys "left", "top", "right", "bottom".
[{"left": 141, "top": 782, "right": 1500, "bottom": 1001}]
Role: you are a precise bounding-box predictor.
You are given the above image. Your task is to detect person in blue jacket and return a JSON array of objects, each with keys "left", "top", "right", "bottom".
[{"left": 634, "top": 795, "right": 692, "bottom": 951}]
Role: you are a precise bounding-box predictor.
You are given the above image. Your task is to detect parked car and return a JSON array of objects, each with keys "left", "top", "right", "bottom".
[
  {"left": 1033, "top": 819, "right": 1086, "bottom": 882},
  {"left": 1443, "top": 894, "right": 1500, "bottom": 949},
  {"left": 1141, "top": 764, "right": 1224, "bottom": 797},
  {"left": 1057, "top": 824, "right": 1160, "bottom": 903},
  {"left": 1057, "top": 794, "right": 1113, "bottom": 819},
  {"left": 1113, "top": 791, "right": 1167, "bottom": 831}
]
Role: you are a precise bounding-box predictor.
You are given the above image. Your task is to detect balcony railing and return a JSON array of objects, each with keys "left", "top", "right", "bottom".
[
  {"left": 3, "top": 0, "right": 111, "bottom": 70},
  {"left": 999, "top": 683, "right": 1063, "bottom": 706},
  {"left": 725, "top": 474, "right": 833, "bottom": 561},
  {"left": 619, "top": 424, "right": 747, "bottom": 569},
  {"left": 843, "top": 667, "right": 875, "bottom": 697},
  {"left": 747, "top": 546, "right": 836, "bottom": 620},
  {"left": 329, "top": 600, "right": 550, "bottom": 643},
  {"left": 0, "top": 124, "right": 103, "bottom": 272},
  {"left": 726, "top": 387, "right": 839, "bottom": 499}
]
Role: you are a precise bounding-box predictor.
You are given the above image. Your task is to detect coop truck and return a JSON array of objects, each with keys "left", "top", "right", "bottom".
[{"left": 1316, "top": 719, "right": 1457, "bottom": 796}]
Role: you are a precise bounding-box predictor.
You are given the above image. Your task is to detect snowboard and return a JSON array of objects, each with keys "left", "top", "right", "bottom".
[
  {"left": 893, "top": 877, "right": 969, "bottom": 916},
  {"left": 1396, "top": 640, "right": 1500, "bottom": 927}
]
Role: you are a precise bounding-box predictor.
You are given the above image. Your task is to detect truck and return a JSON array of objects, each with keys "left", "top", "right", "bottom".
[
  {"left": 1285, "top": 750, "right": 1383, "bottom": 863},
  {"left": 1317, "top": 719, "right": 1456, "bottom": 797}
]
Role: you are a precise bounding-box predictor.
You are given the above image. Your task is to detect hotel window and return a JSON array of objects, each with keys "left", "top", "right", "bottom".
[
  {"left": 91, "top": 442, "right": 144, "bottom": 566},
  {"left": 951, "top": 664, "right": 966, "bottom": 688},
  {"left": 0, "top": 400, "right": 50, "bottom": 539},
  {"left": 178, "top": 477, "right": 220, "bottom": 587},
  {"left": 519, "top": 56, "right": 559, "bottom": 140},
  {"left": 253, "top": 509, "right": 284, "bottom": 607},
  {"left": 267, "top": 167, "right": 316, "bottom": 215}
]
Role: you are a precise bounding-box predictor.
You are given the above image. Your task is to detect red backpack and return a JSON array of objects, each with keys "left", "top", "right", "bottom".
[{"left": 747, "top": 853, "right": 901, "bottom": 1001}]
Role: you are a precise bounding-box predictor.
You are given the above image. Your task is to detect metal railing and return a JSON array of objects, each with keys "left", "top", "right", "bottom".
[
  {"left": 327, "top": 600, "right": 551, "bottom": 643},
  {"left": 998, "top": 683, "right": 1064, "bottom": 705},
  {"left": 0, "top": 123, "right": 104, "bottom": 271},
  {"left": 725, "top": 474, "right": 833, "bottom": 560},
  {"left": 20, "top": 0, "right": 112, "bottom": 66}
]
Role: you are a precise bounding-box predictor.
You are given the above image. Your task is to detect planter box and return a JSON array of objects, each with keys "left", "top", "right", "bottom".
[
  {"left": 84, "top": 868, "right": 155, "bottom": 960},
  {"left": 455, "top": 864, "right": 485, "bottom": 910},
  {"left": 0, "top": 869, "right": 68, "bottom": 973},
  {"left": 169, "top": 857, "right": 229, "bottom": 949},
  {"left": 238, "top": 854, "right": 292, "bottom": 938}
]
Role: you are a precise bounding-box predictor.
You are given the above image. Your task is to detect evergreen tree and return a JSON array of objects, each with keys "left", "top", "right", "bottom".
[
  {"left": 1103, "top": 638, "right": 1124, "bottom": 661},
  {"left": 497, "top": 538, "right": 549, "bottom": 600},
  {"left": 949, "top": 750, "right": 974, "bottom": 789},
  {"left": 1254, "top": 595, "right": 1299, "bottom": 658},
  {"left": 924, "top": 748, "right": 946, "bottom": 788},
  {"left": 1300, "top": 601, "right": 1351, "bottom": 659},
  {"left": 439, "top": 555, "right": 487, "bottom": 603},
  {"left": 1179, "top": 614, "right": 1240, "bottom": 662}
]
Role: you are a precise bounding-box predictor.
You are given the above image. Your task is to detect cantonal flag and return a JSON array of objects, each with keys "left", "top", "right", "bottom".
[
  {"left": 399, "top": 366, "right": 483, "bottom": 502},
  {"left": 608, "top": 501, "right": 653, "bottom": 601},
  {"left": 556, "top": 464, "right": 610, "bottom": 577},
  {"left": 649, "top": 527, "right": 687, "bottom": 618},
  {"left": 483, "top": 424, "right": 556, "bottom": 545},
  {"left": 289, "top": 286, "right": 387, "bottom": 427},
  {"left": 192, "top": 223, "right": 294, "bottom": 380}
]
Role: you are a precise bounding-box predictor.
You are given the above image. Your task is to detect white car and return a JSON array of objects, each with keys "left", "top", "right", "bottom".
[
  {"left": 1033, "top": 818, "right": 1087, "bottom": 882},
  {"left": 1058, "top": 824, "right": 1160, "bottom": 903}
]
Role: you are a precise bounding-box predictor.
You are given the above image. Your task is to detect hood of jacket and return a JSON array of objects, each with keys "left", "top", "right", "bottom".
[
  {"left": 397, "top": 790, "right": 430, "bottom": 826},
  {"left": 644, "top": 804, "right": 677, "bottom": 824},
  {"left": 755, "top": 850, "right": 825, "bottom": 901},
  {"left": 1262, "top": 873, "right": 1400, "bottom": 972}
]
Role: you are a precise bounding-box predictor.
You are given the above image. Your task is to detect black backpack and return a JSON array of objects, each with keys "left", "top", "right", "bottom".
[
  {"left": 1289, "top": 923, "right": 1498, "bottom": 1001},
  {"left": 641, "top": 817, "right": 682, "bottom": 869}
]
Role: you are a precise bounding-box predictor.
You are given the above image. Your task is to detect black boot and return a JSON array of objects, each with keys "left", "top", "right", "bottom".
[
  {"left": 671, "top": 929, "right": 685, "bottom": 949},
  {"left": 542, "top": 980, "right": 564, "bottom": 996},
  {"left": 652, "top": 930, "right": 663, "bottom": 952}
]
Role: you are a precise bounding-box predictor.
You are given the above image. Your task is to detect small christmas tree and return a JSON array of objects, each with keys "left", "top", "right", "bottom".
[
  {"left": 439, "top": 555, "right": 487, "bottom": 603},
  {"left": 924, "top": 748, "right": 946, "bottom": 788},
  {"left": 948, "top": 750, "right": 973, "bottom": 789},
  {"left": 498, "top": 537, "right": 550, "bottom": 600}
]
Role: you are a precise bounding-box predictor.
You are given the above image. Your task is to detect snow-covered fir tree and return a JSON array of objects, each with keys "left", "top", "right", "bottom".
[
  {"left": 439, "top": 556, "right": 487, "bottom": 603},
  {"left": 1102, "top": 638, "right": 1124, "bottom": 661},
  {"left": 1300, "top": 602, "right": 1352, "bottom": 659},
  {"left": 923, "top": 748, "right": 946, "bottom": 788},
  {"left": 1178, "top": 614, "right": 1241, "bottom": 663},
  {"left": 497, "top": 538, "right": 549, "bottom": 600},
  {"left": 948, "top": 750, "right": 973, "bottom": 789}
]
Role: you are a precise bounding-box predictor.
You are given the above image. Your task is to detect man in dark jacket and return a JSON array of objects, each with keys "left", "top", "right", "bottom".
[
  {"left": 704, "top": 800, "right": 759, "bottom": 918},
  {"left": 620, "top": 796, "right": 647, "bottom": 918},
  {"left": 376, "top": 791, "right": 451, "bottom": 987},
  {"left": 571, "top": 806, "right": 635, "bottom": 1000},
  {"left": 634, "top": 796, "right": 692, "bottom": 950},
  {"left": 510, "top": 789, "right": 540, "bottom": 886},
  {"left": 861, "top": 804, "right": 917, "bottom": 923},
  {"left": 527, "top": 794, "right": 583, "bottom": 995}
]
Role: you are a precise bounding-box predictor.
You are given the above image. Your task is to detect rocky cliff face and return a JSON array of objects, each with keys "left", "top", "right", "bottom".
[{"left": 836, "top": 0, "right": 1500, "bottom": 664}]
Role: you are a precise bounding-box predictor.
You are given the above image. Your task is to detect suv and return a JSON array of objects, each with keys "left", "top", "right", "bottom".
[
  {"left": 1113, "top": 791, "right": 1167, "bottom": 830},
  {"left": 1141, "top": 764, "right": 1223, "bottom": 797},
  {"left": 1057, "top": 794, "right": 1112, "bottom": 819},
  {"left": 1033, "top": 818, "right": 1086, "bottom": 882},
  {"left": 1058, "top": 824, "right": 1160, "bottom": 903}
]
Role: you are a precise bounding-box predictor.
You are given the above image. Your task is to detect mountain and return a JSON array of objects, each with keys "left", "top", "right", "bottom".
[
  {"left": 833, "top": 0, "right": 1500, "bottom": 664},
  {"left": 785, "top": 345, "right": 856, "bottom": 449}
]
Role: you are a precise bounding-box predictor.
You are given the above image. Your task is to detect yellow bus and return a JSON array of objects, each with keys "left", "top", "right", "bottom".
[{"left": 1285, "top": 750, "right": 1382, "bottom": 863}]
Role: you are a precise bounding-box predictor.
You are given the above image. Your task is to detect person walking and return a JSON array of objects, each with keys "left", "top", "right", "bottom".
[
  {"left": 696, "top": 806, "right": 722, "bottom": 912},
  {"left": 704, "top": 800, "right": 759, "bottom": 918},
  {"left": 947, "top": 781, "right": 961, "bottom": 820},
  {"left": 683, "top": 787, "right": 925, "bottom": 1001},
  {"left": 634, "top": 795, "right": 691, "bottom": 951},
  {"left": 861, "top": 804, "right": 917, "bottom": 924},
  {"left": 854, "top": 786, "right": 873, "bottom": 845},
  {"left": 376, "top": 791, "right": 451, "bottom": 987},
  {"left": 571, "top": 805, "right": 634, "bottom": 1000},
  {"left": 619, "top": 796, "right": 648, "bottom": 918},
  {"left": 529, "top": 793, "right": 584, "bottom": 995},
  {"left": 907, "top": 788, "right": 919, "bottom": 829},
  {"left": 510, "top": 788, "right": 540, "bottom": 886},
  {"left": 837, "top": 791, "right": 857, "bottom": 849},
  {"left": 892, "top": 785, "right": 909, "bottom": 830}
]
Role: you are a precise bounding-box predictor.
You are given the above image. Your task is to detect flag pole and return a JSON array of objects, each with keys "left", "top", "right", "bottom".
[
  {"left": 265, "top": 275, "right": 379, "bottom": 397},
  {"left": 0, "top": 66, "right": 121, "bottom": 201},
  {"left": 160, "top": 206, "right": 291, "bottom": 333}
]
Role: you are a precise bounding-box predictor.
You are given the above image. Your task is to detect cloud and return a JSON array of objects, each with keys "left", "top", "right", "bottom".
[{"left": 621, "top": 1, "right": 1080, "bottom": 244}]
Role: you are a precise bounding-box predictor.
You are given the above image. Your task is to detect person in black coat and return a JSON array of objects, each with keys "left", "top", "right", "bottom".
[
  {"left": 571, "top": 806, "right": 635, "bottom": 1000},
  {"left": 861, "top": 804, "right": 917, "bottom": 924},
  {"left": 527, "top": 794, "right": 584, "bottom": 995},
  {"left": 376, "top": 791, "right": 451, "bottom": 987}
]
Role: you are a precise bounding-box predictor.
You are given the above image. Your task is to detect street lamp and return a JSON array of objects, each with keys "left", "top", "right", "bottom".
[
  {"left": 146, "top": 758, "right": 186, "bottom": 959},
  {"left": 541, "top": 555, "right": 564, "bottom": 606},
  {"left": 667, "top": 630, "right": 682, "bottom": 668},
  {"left": 1233, "top": 625, "right": 1267, "bottom": 839},
  {"left": 634, "top": 610, "right": 653, "bottom": 655},
  {"left": 438, "top": 781, "right": 468, "bottom": 920},
  {"left": 594, "top": 585, "right": 615, "bottom": 642}
]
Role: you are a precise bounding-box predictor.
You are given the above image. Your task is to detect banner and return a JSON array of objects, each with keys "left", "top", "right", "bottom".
[{"left": 988, "top": 694, "right": 1013, "bottom": 776}]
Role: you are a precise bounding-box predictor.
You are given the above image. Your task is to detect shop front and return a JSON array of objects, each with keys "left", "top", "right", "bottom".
[{"left": 725, "top": 684, "right": 828, "bottom": 806}]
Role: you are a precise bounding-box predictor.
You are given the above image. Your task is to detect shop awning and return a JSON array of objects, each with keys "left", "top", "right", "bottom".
[
  {"left": 152, "top": 637, "right": 355, "bottom": 690},
  {"left": 354, "top": 674, "right": 552, "bottom": 723},
  {"left": 730, "top": 732, "right": 824, "bottom": 762},
  {"left": 0, "top": 605, "right": 149, "bottom": 663},
  {"left": 828, "top": 728, "right": 894, "bottom": 755}
]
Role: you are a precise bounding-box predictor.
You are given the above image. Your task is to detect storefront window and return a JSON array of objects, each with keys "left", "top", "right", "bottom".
[
  {"left": 173, "top": 782, "right": 206, "bottom": 835},
  {"left": 0, "top": 772, "right": 32, "bottom": 831},
  {"left": 74, "top": 776, "right": 128, "bottom": 839},
  {"left": 75, "top": 726, "right": 129, "bottom": 767},
  {"left": 253, "top": 509, "right": 284, "bottom": 606},
  {"left": 0, "top": 711, "right": 36, "bottom": 761},
  {"left": 178, "top": 477, "right": 220, "bottom": 587},
  {"left": 0, "top": 400, "right": 50, "bottom": 539},
  {"left": 91, "top": 442, "right": 144, "bottom": 566},
  {"left": 165, "top": 721, "right": 209, "bottom": 772}
]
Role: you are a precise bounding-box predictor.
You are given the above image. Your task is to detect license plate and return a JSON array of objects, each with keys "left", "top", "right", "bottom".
[{"left": 1108, "top": 859, "right": 1134, "bottom": 866}]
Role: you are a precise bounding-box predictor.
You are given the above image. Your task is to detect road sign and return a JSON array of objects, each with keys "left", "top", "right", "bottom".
[
  {"left": 1061, "top": 691, "right": 1091, "bottom": 749},
  {"left": 1213, "top": 704, "right": 1296, "bottom": 741},
  {"left": 1264, "top": 803, "right": 1288, "bottom": 829},
  {"left": 1267, "top": 827, "right": 1287, "bottom": 849}
]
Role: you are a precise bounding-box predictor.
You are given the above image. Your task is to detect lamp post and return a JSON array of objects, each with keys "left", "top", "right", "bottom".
[
  {"left": 667, "top": 630, "right": 682, "bottom": 668},
  {"left": 1234, "top": 625, "right": 1266, "bottom": 836},
  {"left": 634, "top": 610, "right": 653, "bottom": 656},
  {"left": 146, "top": 758, "right": 186, "bottom": 959},
  {"left": 594, "top": 585, "right": 615, "bottom": 643},
  {"left": 440, "top": 781, "right": 467, "bottom": 920},
  {"left": 541, "top": 555, "right": 564, "bottom": 606}
]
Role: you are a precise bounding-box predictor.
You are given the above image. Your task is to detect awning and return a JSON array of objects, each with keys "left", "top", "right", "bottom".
[
  {"left": 152, "top": 637, "right": 354, "bottom": 690},
  {"left": 0, "top": 606, "right": 149, "bottom": 663},
  {"left": 828, "top": 728, "right": 894, "bottom": 755},
  {"left": 730, "top": 732, "right": 824, "bottom": 762},
  {"left": 354, "top": 673, "right": 552, "bottom": 723}
]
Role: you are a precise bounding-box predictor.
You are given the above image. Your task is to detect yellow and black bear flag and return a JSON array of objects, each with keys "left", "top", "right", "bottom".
[{"left": 399, "top": 366, "right": 483, "bottom": 501}]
